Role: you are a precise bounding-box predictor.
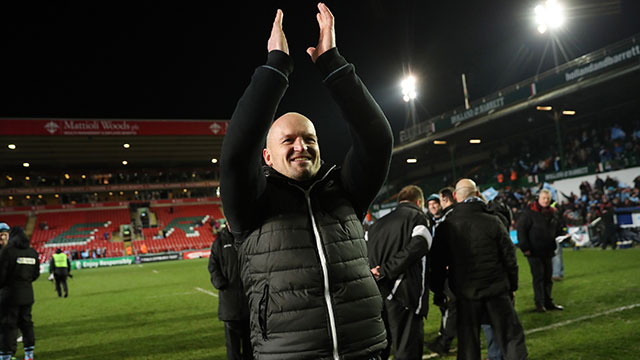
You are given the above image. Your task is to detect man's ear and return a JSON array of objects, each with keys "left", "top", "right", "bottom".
[{"left": 263, "top": 148, "right": 273, "bottom": 166}]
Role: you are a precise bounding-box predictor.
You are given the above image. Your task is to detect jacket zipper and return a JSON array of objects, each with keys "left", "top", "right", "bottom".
[{"left": 292, "top": 165, "right": 340, "bottom": 360}]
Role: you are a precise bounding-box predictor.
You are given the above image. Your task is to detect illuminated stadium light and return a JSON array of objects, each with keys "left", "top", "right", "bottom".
[
  {"left": 536, "top": 105, "right": 553, "bottom": 111},
  {"left": 469, "top": 139, "right": 482, "bottom": 144},
  {"left": 401, "top": 75, "right": 417, "bottom": 102},
  {"left": 109, "top": 192, "right": 114, "bottom": 196},
  {"left": 211, "top": 158, "right": 218, "bottom": 164},
  {"left": 25, "top": 176, "right": 30, "bottom": 181},
  {"left": 55, "top": 194, "right": 59, "bottom": 198},
  {"left": 23, "top": 162, "right": 30, "bottom": 168},
  {"left": 8, "top": 196, "right": 13, "bottom": 200},
  {"left": 406, "top": 158, "right": 418, "bottom": 164},
  {"left": 535, "top": 0, "right": 565, "bottom": 34},
  {"left": 82, "top": 174, "right": 86, "bottom": 179},
  {"left": 8, "top": 144, "right": 16, "bottom": 150},
  {"left": 25, "top": 195, "right": 31, "bottom": 199},
  {"left": 183, "top": 188, "right": 188, "bottom": 193},
  {"left": 64, "top": 173, "right": 70, "bottom": 179},
  {"left": 562, "top": 110, "right": 576, "bottom": 115},
  {"left": 6, "top": 176, "right": 12, "bottom": 181},
  {"left": 433, "top": 140, "right": 447, "bottom": 145},
  {"left": 122, "top": 160, "right": 128, "bottom": 165},
  {"left": 123, "top": 143, "right": 130, "bottom": 149},
  {"left": 119, "top": 191, "right": 124, "bottom": 195},
  {"left": 38, "top": 194, "right": 43, "bottom": 199}
]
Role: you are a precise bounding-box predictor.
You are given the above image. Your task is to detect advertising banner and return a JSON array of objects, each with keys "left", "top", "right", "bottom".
[
  {"left": 183, "top": 250, "right": 211, "bottom": 260},
  {"left": 72, "top": 256, "right": 135, "bottom": 270},
  {"left": 136, "top": 252, "right": 181, "bottom": 263},
  {"left": 2, "top": 118, "right": 228, "bottom": 136}
]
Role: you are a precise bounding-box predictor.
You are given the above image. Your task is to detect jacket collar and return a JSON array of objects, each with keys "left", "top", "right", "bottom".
[{"left": 263, "top": 162, "right": 336, "bottom": 189}]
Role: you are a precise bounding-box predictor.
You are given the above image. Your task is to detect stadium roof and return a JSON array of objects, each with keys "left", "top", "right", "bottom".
[{"left": 1, "top": 1, "right": 639, "bottom": 169}]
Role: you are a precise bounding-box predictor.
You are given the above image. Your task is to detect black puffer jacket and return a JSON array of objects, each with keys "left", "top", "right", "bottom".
[
  {"left": 0, "top": 227, "right": 40, "bottom": 306},
  {"left": 431, "top": 199, "right": 518, "bottom": 300},
  {"left": 367, "top": 202, "right": 432, "bottom": 316},
  {"left": 239, "top": 164, "right": 386, "bottom": 360},
  {"left": 516, "top": 204, "right": 563, "bottom": 258},
  {"left": 208, "top": 226, "right": 249, "bottom": 322}
]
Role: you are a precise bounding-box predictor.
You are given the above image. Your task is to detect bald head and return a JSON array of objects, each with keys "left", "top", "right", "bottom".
[
  {"left": 454, "top": 178, "right": 478, "bottom": 202},
  {"left": 263, "top": 112, "right": 322, "bottom": 181}
]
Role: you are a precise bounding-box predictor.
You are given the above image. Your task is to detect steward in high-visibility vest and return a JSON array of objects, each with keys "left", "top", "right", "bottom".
[{"left": 49, "top": 249, "right": 71, "bottom": 298}]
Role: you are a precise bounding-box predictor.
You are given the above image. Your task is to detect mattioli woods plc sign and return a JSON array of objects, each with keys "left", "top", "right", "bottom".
[{"left": 1, "top": 118, "right": 229, "bottom": 136}]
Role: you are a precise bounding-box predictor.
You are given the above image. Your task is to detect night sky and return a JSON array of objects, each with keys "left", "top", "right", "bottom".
[{"left": 1, "top": 0, "right": 639, "bottom": 164}]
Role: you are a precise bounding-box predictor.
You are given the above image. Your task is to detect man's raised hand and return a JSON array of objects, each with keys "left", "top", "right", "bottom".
[
  {"left": 268, "top": 9, "right": 289, "bottom": 55},
  {"left": 306, "top": 3, "right": 336, "bottom": 63}
]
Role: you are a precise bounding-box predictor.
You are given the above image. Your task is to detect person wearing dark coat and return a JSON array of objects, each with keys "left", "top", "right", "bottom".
[
  {"left": 208, "top": 226, "right": 252, "bottom": 360},
  {"left": 367, "top": 185, "right": 432, "bottom": 360},
  {"left": 431, "top": 179, "right": 527, "bottom": 360},
  {"left": 219, "top": 4, "right": 392, "bottom": 359},
  {"left": 49, "top": 248, "right": 71, "bottom": 298},
  {"left": 516, "top": 188, "right": 565, "bottom": 312},
  {"left": 0, "top": 227, "right": 39, "bottom": 360}
]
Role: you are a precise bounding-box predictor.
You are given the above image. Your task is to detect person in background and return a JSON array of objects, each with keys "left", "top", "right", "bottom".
[
  {"left": 0, "top": 227, "right": 40, "bottom": 360},
  {"left": 208, "top": 224, "right": 251, "bottom": 360},
  {"left": 426, "top": 194, "right": 443, "bottom": 223},
  {"left": 0, "top": 224, "right": 9, "bottom": 251},
  {"left": 49, "top": 248, "right": 71, "bottom": 298}
]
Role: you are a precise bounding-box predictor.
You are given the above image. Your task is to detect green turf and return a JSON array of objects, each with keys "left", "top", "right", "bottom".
[{"left": 21, "top": 247, "right": 640, "bottom": 359}]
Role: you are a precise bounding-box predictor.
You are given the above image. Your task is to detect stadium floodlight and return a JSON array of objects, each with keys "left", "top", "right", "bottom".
[
  {"left": 122, "top": 160, "right": 128, "bottom": 165},
  {"left": 64, "top": 173, "right": 70, "bottom": 179},
  {"left": 211, "top": 158, "right": 218, "bottom": 164},
  {"left": 22, "top": 162, "right": 30, "bottom": 168},
  {"left": 55, "top": 194, "right": 59, "bottom": 198},
  {"left": 562, "top": 110, "right": 576, "bottom": 115},
  {"left": 535, "top": 0, "right": 565, "bottom": 34},
  {"left": 401, "top": 75, "right": 417, "bottom": 102},
  {"left": 433, "top": 140, "right": 447, "bottom": 145},
  {"left": 536, "top": 105, "right": 553, "bottom": 111},
  {"left": 25, "top": 176, "right": 30, "bottom": 180},
  {"left": 8, "top": 196, "right": 13, "bottom": 200},
  {"left": 469, "top": 139, "right": 482, "bottom": 144},
  {"left": 406, "top": 158, "right": 418, "bottom": 164},
  {"left": 123, "top": 143, "right": 131, "bottom": 149},
  {"left": 8, "top": 144, "right": 16, "bottom": 150}
]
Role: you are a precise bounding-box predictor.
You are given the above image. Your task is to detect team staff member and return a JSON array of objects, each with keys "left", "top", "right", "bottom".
[
  {"left": 516, "top": 189, "right": 565, "bottom": 312},
  {"left": 208, "top": 225, "right": 252, "bottom": 360},
  {"left": 431, "top": 179, "right": 527, "bottom": 360},
  {"left": 368, "top": 185, "right": 432, "bottom": 360},
  {"left": 220, "top": 3, "right": 393, "bottom": 359},
  {"left": 49, "top": 248, "right": 71, "bottom": 298},
  {"left": 0, "top": 227, "right": 39, "bottom": 360}
]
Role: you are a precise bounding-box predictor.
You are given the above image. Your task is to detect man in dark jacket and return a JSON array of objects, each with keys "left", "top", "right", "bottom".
[
  {"left": 49, "top": 248, "right": 71, "bottom": 298},
  {"left": 431, "top": 179, "right": 527, "bottom": 360},
  {"left": 516, "top": 189, "right": 565, "bottom": 312},
  {"left": 0, "top": 227, "right": 39, "bottom": 360},
  {"left": 367, "top": 185, "right": 431, "bottom": 360},
  {"left": 219, "top": 4, "right": 392, "bottom": 359},
  {"left": 208, "top": 225, "right": 252, "bottom": 360}
]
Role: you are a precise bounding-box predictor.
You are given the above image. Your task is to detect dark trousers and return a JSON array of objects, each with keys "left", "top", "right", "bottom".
[
  {"left": 0, "top": 305, "right": 35, "bottom": 355},
  {"left": 224, "top": 319, "right": 252, "bottom": 360},
  {"left": 437, "top": 282, "right": 457, "bottom": 349},
  {"left": 457, "top": 293, "right": 528, "bottom": 360},
  {"left": 380, "top": 298, "right": 424, "bottom": 360},
  {"left": 526, "top": 256, "right": 553, "bottom": 307},
  {"left": 54, "top": 273, "right": 68, "bottom": 297}
]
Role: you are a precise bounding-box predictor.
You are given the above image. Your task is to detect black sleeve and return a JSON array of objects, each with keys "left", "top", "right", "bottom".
[
  {"left": 316, "top": 48, "right": 394, "bottom": 219},
  {"left": 0, "top": 249, "right": 8, "bottom": 288},
  {"left": 208, "top": 235, "right": 228, "bottom": 290},
  {"left": 67, "top": 258, "right": 71, "bottom": 273},
  {"left": 49, "top": 257, "right": 55, "bottom": 273},
  {"left": 430, "top": 221, "right": 452, "bottom": 295},
  {"left": 33, "top": 254, "right": 40, "bottom": 282},
  {"left": 496, "top": 221, "right": 518, "bottom": 291},
  {"left": 516, "top": 210, "right": 532, "bottom": 253},
  {"left": 379, "top": 214, "right": 431, "bottom": 280},
  {"left": 220, "top": 51, "right": 293, "bottom": 236}
]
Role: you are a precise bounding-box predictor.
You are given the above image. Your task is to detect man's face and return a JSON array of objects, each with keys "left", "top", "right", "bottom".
[
  {"left": 0, "top": 231, "right": 8, "bottom": 245},
  {"left": 440, "top": 194, "right": 453, "bottom": 209},
  {"left": 427, "top": 200, "right": 442, "bottom": 217},
  {"left": 264, "top": 113, "right": 321, "bottom": 181},
  {"left": 538, "top": 192, "right": 552, "bottom": 207}
]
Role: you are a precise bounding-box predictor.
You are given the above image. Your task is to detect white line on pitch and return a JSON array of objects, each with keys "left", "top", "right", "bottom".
[
  {"left": 152, "top": 270, "right": 159, "bottom": 274},
  {"left": 525, "top": 303, "right": 640, "bottom": 335},
  {"left": 195, "top": 287, "right": 218, "bottom": 297}
]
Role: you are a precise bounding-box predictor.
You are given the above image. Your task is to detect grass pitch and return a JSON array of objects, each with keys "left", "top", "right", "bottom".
[{"left": 25, "top": 247, "right": 640, "bottom": 359}]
